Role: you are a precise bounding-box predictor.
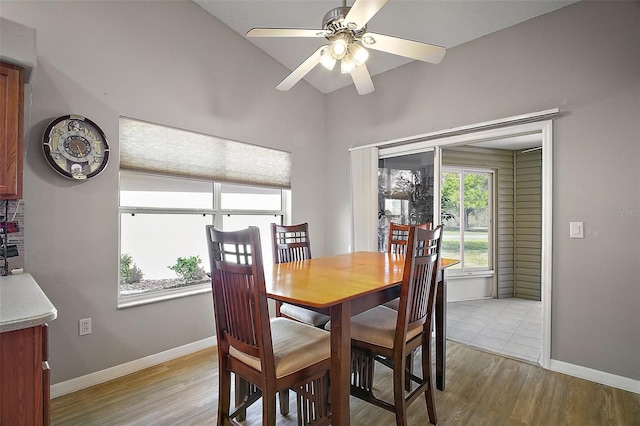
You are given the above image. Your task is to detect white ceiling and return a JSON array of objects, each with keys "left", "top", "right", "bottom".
[{"left": 195, "top": 0, "right": 579, "bottom": 94}]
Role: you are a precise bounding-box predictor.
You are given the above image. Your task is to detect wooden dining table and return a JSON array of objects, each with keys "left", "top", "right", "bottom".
[{"left": 264, "top": 251, "right": 459, "bottom": 425}]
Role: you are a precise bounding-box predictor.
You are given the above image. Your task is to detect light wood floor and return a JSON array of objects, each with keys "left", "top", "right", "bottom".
[{"left": 51, "top": 342, "right": 640, "bottom": 425}]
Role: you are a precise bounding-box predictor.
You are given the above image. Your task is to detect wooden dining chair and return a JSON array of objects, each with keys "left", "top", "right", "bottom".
[
  {"left": 385, "top": 221, "right": 431, "bottom": 311},
  {"left": 271, "top": 223, "right": 330, "bottom": 327},
  {"left": 349, "top": 225, "right": 443, "bottom": 425},
  {"left": 384, "top": 222, "right": 434, "bottom": 392},
  {"left": 206, "top": 225, "right": 331, "bottom": 426},
  {"left": 387, "top": 221, "right": 432, "bottom": 254}
]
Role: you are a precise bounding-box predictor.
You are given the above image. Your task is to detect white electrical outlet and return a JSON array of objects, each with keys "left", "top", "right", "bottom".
[{"left": 79, "top": 318, "right": 92, "bottom": 336}]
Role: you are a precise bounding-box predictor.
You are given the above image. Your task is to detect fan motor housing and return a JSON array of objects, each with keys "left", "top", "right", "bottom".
[
  {"left": 323, "top": 6, "right": 367, "bottom": 39},
  {"left": 322, "top": 6, "right": 350, "bottom": 28}
]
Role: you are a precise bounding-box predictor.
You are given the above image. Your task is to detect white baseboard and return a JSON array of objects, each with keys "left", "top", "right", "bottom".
[
  {"left": 50, "top": 336, "right": 639, "bottom": 399},
  {"left": 550, "top": 359, "right": 640, "bottom": 394},
  {"left": 50, "top": 337, "right": 216, "bottom": 399}
]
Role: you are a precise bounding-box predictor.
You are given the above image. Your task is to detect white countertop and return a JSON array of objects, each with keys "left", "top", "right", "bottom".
[{"left": 0, "top": 273, "right": 57, "bottom": 333}]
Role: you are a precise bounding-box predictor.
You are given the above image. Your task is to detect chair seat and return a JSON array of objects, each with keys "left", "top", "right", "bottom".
[
  {"left": 383, "top": 297, "right": 400, "bottom": 311},
  {"left": 328, "top": 306, "right": 423, "bottom": 349},
  {"left": 230, "top": 317, "right": 331, "bottom": 378},
  {"left": 281, "top": 303, "right": 330, "bottom": 327}
]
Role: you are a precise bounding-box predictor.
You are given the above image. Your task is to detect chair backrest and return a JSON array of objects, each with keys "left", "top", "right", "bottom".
[
  {"left": 395, "top": 225, "right": 443, "bottom": 347},
  {"left": 387, "top": 222, "right": 432, "bottom": 254},
  {"left": 271, "top": 223, "right": 312, "bottom": 264},
  {"left": 206, "top": 226, "right": 274, "bottom": 369}
]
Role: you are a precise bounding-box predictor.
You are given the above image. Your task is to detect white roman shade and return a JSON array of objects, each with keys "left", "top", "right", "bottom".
[{"left": 119, "top": 117, "right": 291, "bottom": 189}]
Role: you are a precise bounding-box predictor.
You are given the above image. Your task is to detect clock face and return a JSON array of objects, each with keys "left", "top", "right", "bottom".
[{"left": 43, "top": 115, "right": 110, "bottom": 180}]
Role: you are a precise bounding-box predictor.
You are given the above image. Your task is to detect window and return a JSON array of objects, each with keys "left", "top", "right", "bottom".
[
  {"left": 119, "top": 171, "right": 287, "bottom": 306},
  {"left": 118, "top": 117, "right": 291, "bottom": 307},
  {"left": 441, "top": 168, "right": 493, "bottom": 272}
]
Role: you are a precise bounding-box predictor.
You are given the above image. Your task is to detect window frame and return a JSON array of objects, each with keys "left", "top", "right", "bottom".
[
  {"left": 441, "top": 166, "right": 495, "bottom": 276},
  {"left": 118, "top": 172, "right": 289, "bottom": 309}
]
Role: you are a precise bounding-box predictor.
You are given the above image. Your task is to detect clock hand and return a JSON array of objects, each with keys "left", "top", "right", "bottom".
[{"left": 73, "top": 141, "right": 82, "bottom": 157}]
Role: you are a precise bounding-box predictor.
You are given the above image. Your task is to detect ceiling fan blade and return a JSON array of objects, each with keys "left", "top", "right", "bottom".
[
  {"left": 361, "top": 32, "right": 446, "bottom": 64},
  {"left": 351, "top": 64, "right": 375, "bottom": 95},
  {"left": 345, "top": 0, "right": 389, "bottom": 29},
  {"left": 247, "top": 28, "right": 330, "bottom": 38},
  {"left": 276, "top": 45, "right": 327, "bottom": 91}
]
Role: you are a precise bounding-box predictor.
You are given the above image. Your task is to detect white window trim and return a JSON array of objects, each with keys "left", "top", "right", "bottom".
[
  {"left": 117, "top": 174, "right": 289, "bottom": 309},
  {"left": 442, "top": 166, "right": 495, "bottom": 276}
]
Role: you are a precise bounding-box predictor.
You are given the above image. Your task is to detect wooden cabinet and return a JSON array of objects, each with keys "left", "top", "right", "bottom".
[
  {"left": 0, "top": 324, "right": 50, "bottom": 425},
  {"left": 0, "top": 62, "right": 24, "bottom": 200},
  {"left": 0, "top": 274, "right": 55, "bottom": 425}
]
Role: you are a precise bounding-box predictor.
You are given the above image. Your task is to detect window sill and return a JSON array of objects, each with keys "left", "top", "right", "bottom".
[
  {"left": 117, "top": 284, "right": 211, "bottom": 309},
  {"left": 447, "top": 270, "right": 495, "bottom": 280}
]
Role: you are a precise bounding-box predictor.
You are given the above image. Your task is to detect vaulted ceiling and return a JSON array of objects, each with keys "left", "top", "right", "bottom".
[{"left": 195, "top": 0, "right": 580, "bottom": 94}]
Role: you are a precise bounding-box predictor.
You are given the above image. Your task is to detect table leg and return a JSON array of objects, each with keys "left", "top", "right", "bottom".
[
  {"left": 435, "top": 268, "right": 448, "bottom": 391},
  {"left": 330, "top": 302, "right": 351, "bottom": 425}
]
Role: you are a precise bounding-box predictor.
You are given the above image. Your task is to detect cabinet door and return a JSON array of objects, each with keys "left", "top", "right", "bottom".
[
  {"left": 0, "top": 326, "right": 44, "bottom": 425},
  {"left": 0, "top": 62, "right": 24, "bottom": 199}
]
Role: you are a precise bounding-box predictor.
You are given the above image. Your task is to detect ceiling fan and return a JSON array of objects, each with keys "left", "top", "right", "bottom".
[{"left": 247, "top": 0, "right": 446, "bottom": 95}]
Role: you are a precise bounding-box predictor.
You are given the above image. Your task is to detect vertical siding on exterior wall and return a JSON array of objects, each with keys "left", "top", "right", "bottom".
[
  {"left": 442, "top": 146, "right": 514, "bottom": 298},
  {"left": 514, "top": 150, "right": 542, "bottom": 300}
]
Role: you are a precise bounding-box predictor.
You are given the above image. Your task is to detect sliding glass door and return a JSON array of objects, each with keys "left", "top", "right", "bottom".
[{"left": 377, "top": 151, "right": 435, "bottom": 252}]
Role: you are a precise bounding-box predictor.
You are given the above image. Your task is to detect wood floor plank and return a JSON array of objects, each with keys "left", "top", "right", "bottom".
[{"left": 50, "top": 342, "right": 640, "bottom": 425}]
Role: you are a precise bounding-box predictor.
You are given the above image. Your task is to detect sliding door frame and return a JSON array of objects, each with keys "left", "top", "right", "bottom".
[{"left": 351, "top": 111, "right": 555, "bottom": 368}]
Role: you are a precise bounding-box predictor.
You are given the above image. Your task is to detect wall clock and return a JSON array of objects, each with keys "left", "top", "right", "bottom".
[{"left": 42, "top": 114, "right": 110, "bottom": 180}]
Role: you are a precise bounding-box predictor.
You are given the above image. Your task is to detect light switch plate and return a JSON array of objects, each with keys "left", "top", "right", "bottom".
[{"left": 570, "top": 221, "right": 584, "bottom": 238}]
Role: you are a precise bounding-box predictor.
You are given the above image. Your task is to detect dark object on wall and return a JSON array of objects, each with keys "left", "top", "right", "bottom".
[
  {"left": 0, "top": 221, "right": 19, "bottom": 233},
  {"left": 0, "top": 244, "right": 19, "bottom": 258},
  {"left": 42, "top": 114, "right": 110, "bottom": 180}
]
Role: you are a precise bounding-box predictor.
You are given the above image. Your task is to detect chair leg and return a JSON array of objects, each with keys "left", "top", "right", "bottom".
[
  {"left": 279, "top": 389, "right": 290, "bottom": 416},
  {"left": 263, "top": 385, "right": 277, "bottom": 426},
  {"left": 422, "top": 338, "right": 438, "bottom": 425},
  {"left": 234, "top": 374, "right": 247, "bottom": 421},
  {"left": 393, "top": 354, "right": 409, "bottom": 426},
  {"left": 219, "top": 367, "right": 232, "bottom": 424}
]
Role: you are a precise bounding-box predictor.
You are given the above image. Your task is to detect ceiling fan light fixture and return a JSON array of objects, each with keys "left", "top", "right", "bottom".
[
  {"left": 320, "top": 48, "right": 337, "bottom": 70},
  {"left": 248, "top": 0, "right": 445, "bottom": 94},
  {"left": 340, "top": 52, "right": 357, "bottom": 74},
  {"left": 330, "top": 34, "right": 349, "bottom": 59},
  {"left": 350, "top": 43, "right": 369, "bottom": 66}
]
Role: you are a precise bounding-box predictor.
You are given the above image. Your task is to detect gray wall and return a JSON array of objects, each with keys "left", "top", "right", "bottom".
[
  {"left": 1, "top": 1, "right": 326, "bottom": 383},
  {"left": 325, "top": 1, "right": 639, "bottom": 380}
]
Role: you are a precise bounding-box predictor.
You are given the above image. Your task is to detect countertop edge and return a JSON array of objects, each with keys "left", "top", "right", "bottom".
[
  {"left": 0, "top": 309, "right": 57, "bottom": 333},
  {"left": 0, "top": 273, "right": 58, "bottom": 333}
]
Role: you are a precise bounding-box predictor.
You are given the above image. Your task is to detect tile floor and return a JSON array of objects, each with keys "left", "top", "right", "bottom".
[{"left": 446, "top": 298, "right": 543, "bottom": 364}]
